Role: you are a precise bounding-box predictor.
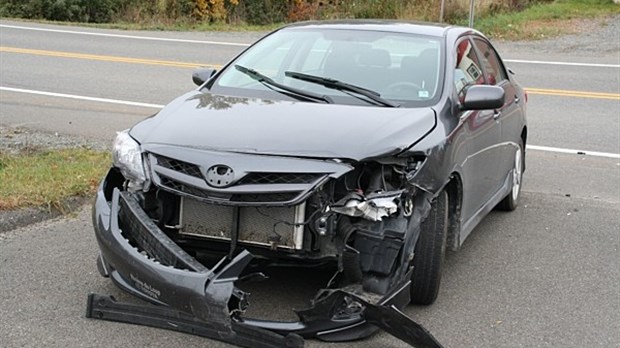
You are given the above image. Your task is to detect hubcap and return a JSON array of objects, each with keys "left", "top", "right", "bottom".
[{"left": 512, "top": 148, "right": 522, "bottom": 200}]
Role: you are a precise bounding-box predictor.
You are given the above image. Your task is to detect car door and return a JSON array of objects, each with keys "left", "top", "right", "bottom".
[
  {"left": 454, "top": 37, "right": 502, "bottom": 221},
  {"left": 471, "top": 37, "right": 524, "bottom": 184}
]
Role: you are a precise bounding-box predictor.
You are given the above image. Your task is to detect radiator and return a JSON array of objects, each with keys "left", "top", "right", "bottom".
[{"left": 179, "top": 197, "right": 305, "bottom": 249}]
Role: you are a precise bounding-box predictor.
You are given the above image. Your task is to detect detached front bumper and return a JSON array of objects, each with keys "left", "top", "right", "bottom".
[{"left": 90, "top": 183, "right": 442, "bottom": 348}]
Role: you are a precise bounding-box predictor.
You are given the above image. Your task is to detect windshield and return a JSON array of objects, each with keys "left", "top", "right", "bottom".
[{"left": 209, "top": 28, "right": 443, "bottom": 107}]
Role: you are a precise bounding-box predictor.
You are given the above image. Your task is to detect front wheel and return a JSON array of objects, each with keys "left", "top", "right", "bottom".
[
  {"left": 497, "top": 140, "right": 524, "bottom": 211},
  {"left": 410, "top": 190, "right": 448, "bottom": 305}
]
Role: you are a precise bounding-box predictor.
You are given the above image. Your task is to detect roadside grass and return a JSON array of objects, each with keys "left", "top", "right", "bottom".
[
  {"left": 101, "top": 20, "right": 282, "bottom": 32},
  {"left": 472, "top": 0, "right": 620, "bottom": 40},
  {"left": 0, "top": 148, "right": 110, "bottom": 212},
  {"left": 0, "top": 16, "right": 281, "bottom": 33}
]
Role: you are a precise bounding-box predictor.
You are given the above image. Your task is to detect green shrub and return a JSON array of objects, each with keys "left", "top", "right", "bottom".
[
  {"left": 0, "top": 0, "right": 120, "bottom": 23},
  {"left": 232, "top": 0, "right": 289, "bottom": 25},
  {"left": 346, "top": 0, "right": 404, "bottom": 18}
]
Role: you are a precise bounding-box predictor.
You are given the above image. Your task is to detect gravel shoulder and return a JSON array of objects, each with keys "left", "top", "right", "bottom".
[
  {"left": 492, "top": 15, "right": 620, "bottom": 62},
  {"left": 0, "top": 126, "right": 110, "bottom": 155}
]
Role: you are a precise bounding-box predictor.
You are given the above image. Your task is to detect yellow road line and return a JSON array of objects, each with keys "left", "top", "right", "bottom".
[
  {"left": 526, "top": 88, "right": 620, "bottom": 100},
  {"left": 2, "top": 46, "right": 618, "bottom": 100},
  {"left": 0, "top": 46, "right": 221, "bottom": 69}
]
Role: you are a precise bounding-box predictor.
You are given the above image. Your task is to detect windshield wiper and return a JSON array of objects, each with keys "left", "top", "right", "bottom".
[
  {"left": 234, "top": 65, "right": 332, "bottom": 104},
  {"left": 284, "top": 71, "right": 399, "bottom": 108}
]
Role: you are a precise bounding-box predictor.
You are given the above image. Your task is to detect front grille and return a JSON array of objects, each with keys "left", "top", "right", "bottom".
[
  {"left": 181, "top": 197, "right": 305, "bottom": 249},
  {"left": 160, "top": 175, "right": 298, "bottom": 203},
  {"left": 155, "top": 155, "right": 202, "bottom": 178},
  {"left": 159, "top": 176, "right": 220, "bottom": 200},
  {"left": 149, "top": 152, "right": 329, "bottom": 205},
  {"left": 237, "top": 173, "right": 322, "bottom": 185}
]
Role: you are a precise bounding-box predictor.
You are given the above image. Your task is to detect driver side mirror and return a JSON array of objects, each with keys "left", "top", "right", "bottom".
[
  {"left": 461, "top": 85, "right": 505, "bottom": 110},
  {"left": 192, "top": 68, "right": 217, "bottom": 86}
]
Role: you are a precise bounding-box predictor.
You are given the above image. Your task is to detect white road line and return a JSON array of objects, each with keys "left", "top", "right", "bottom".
[
  {"left": 504, "top": 59, "right": 619, "bottom": 68},
  {"left": 0, "top": 86, "right": 164, "bottom": 109},
  {"left": 526, "top": 145, "right": 620, "bottom": 159},
  {"left": 0, "top": 24, "right": 250, "bottom": 47},
  {"left": 1, "top": 24, "right": 618, "bottom": 68},
  {"left": 2, "top": 86, "right": 619, "bottom": 159}
]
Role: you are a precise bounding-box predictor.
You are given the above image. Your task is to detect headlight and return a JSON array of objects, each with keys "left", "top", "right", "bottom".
[{"left": 113, "top": 129, "right": 147, "bottom": 189}]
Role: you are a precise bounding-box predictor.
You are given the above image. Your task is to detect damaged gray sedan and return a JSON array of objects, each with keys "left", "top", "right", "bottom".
[{"left": 88, "top": 20, "right": 527, "bottom": 347}]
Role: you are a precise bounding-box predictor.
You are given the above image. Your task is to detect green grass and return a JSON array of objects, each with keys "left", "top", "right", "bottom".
[
  {"left": 82, "top": 19, "right": 281, "bottom": 32},
  {"left": 1, "top": 16, "right": 282, "bottom": 32},
  {"left": 0, "top": 149, "right": 110, "bottom": 211},
  {"left": 472, "top": 0, "right": 620, "bottom": 40}
]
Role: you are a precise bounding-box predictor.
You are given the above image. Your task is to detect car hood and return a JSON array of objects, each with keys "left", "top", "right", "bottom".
[{"left": 130, "top": 91, "right": 436, "bottom": 161}]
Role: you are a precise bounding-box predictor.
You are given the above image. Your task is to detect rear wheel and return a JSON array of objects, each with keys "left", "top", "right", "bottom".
[
  {"left": 410, "top": 190, "right": 448, "bottom": 305},
  {"left": 497, "top": 140, "right": 524, "bottom": 211}
]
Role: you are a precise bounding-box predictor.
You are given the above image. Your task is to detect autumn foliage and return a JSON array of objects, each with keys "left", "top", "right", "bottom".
[
  {"left": 0, "top": 0, "right": 549, "bottom": 25},
  {"left": 192, "top": 0, "right": 239, "bottom": 21}
]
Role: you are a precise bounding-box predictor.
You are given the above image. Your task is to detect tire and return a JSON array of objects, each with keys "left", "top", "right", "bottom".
[
  {"left": 497, "top": 140, "right": 524, "bottom": 211},
  {"left": 410, "top": 190, "right": 448, "bottom": 305}
]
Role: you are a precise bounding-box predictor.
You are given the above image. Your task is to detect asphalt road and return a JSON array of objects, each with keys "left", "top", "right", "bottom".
[{"left": 1, "top": 19, "right": 619, "bottom": 348}]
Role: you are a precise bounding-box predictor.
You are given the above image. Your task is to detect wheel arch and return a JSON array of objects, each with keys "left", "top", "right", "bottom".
[{"left": 444, "top": 172, "right": 463, "bottom": 252}]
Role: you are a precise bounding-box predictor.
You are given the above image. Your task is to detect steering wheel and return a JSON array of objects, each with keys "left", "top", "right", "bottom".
[{"left": 384, "top": 81, "right": 423, "bottom": 96}]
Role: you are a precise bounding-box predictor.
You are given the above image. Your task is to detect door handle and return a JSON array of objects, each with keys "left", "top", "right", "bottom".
[
  {"left": 493, "top": 110, "right": 502, "bottom": 120},
  {"left": 514, "top": 95, "right": 520, "bottom": 104}
]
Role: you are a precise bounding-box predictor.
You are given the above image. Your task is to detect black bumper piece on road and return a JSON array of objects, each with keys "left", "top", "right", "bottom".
[
  {"left": 89, "top": 186, "right": 443, "bottom": 348},
  {"left": 86, "top": 293, "right": 304, "bottom": 348}
]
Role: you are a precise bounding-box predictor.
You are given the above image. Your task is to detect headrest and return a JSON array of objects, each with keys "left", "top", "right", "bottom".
[
  {"left": 401, "top": 55, "right": 417, "bottom": 71},
  {"left": 358, "top": 49, "right": 391, "bottom": 68}
]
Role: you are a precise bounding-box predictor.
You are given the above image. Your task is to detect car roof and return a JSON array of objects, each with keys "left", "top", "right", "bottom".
[{"left": 282, "top": 20, "right": 476, "bottom": 38}]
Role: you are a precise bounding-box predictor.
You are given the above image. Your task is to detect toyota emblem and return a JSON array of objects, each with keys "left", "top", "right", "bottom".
[{"left": 205, "top": 165, "right": 234, "bottom": 188}]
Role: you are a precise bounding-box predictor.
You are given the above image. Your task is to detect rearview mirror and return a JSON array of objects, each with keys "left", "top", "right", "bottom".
[
  {"left": 461, "top": 85, "right": 505, "bottom": 110},
  {"left": 192, "top": 68, "right": 217, "bottom": 86}
]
